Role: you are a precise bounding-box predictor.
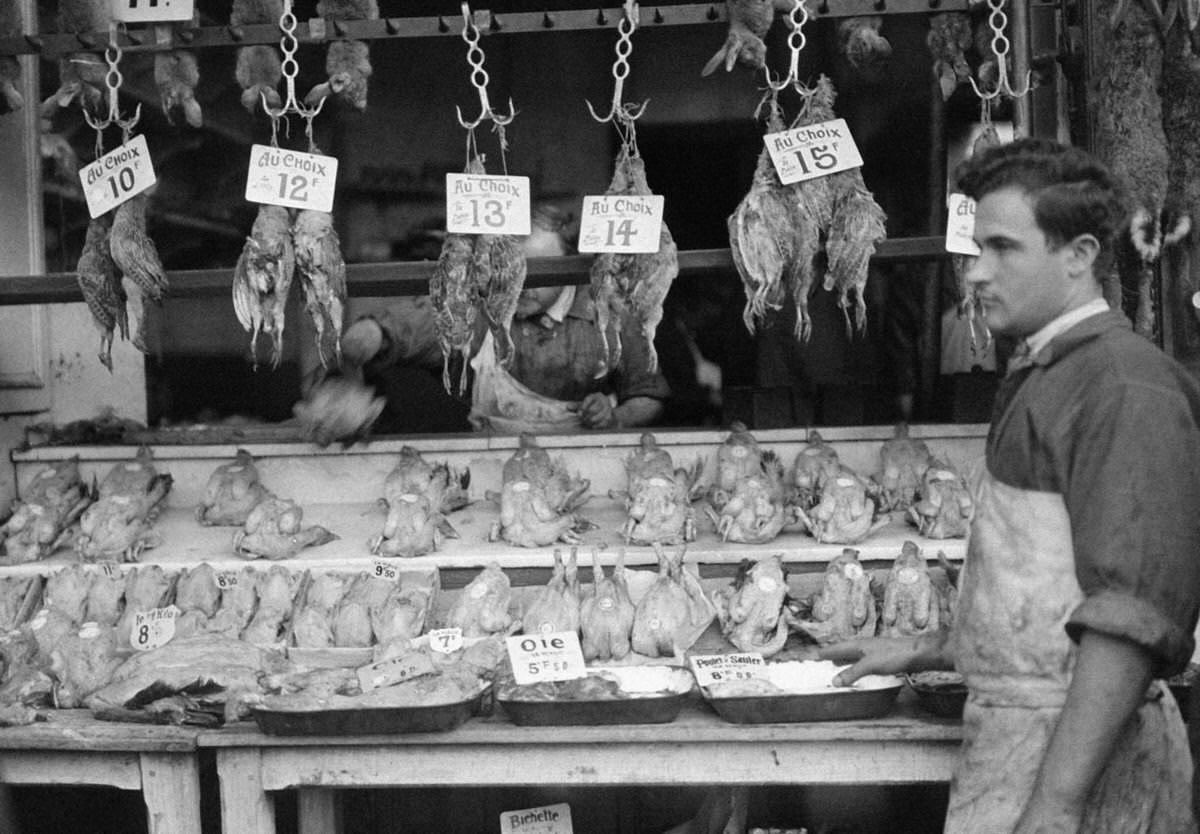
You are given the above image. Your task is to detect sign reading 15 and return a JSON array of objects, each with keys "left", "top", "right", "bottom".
[{"left": 792, "top": 144, "right": 838, "bottom": 176}]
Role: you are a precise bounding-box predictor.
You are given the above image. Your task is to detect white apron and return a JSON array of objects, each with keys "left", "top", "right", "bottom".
[
  {"left": 467, "top": 331, "right": 583, "bottom": 434},
  {"left": 947, "top": 474, "right": 1196, "bottom": 833}
]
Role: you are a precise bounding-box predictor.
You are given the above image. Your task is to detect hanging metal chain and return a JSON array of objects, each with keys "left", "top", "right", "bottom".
[
  {"left": 587, "top": 0, "right": 647, "bottom": 128},
  {"left": 456, "top": 1, "right": 515, "bottom": 170},
  {"left": 969, "top": 0, "right": 1030, "bottom": 100},
  {"left": 766, "top": 0, "right": 810, "bottom": 93},
  {"left": 262, "top": 0, "right": 324, "bottom": 130},
  {"left": 82, "top": 23, "right": 141, "bottom": 154}
]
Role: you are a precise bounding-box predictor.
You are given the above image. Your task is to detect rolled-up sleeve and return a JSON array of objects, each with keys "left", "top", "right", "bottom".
[
  {"left": 612, "top": 317, "right": 672, "bottom": 403},
  {"left": 1061, "top": 380, "right": 1200, "bottom": 677}
]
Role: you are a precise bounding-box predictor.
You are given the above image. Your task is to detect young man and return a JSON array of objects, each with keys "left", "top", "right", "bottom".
[{"left": 824, "top": 138, "right": 1200, "bottom": 833}]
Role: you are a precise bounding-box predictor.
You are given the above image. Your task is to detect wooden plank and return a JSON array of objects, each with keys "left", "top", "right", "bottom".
[
  {"left": 216, "top": 749, "right": 276, "bottom": 834},
  {"left": 0, "top": 750, "right": 142, "bottom": 789},
  {"left": 298, "top": 789, "right": 343, "bottom": 834},
  {"left": 0, "top": 711, "right": 198, "bottom": 753},
  {"left": 140, "top": 752, "right": 203, "bottom": 834},
  {"left": 258, "top": 740, "right": 958, "bottom": 790}
]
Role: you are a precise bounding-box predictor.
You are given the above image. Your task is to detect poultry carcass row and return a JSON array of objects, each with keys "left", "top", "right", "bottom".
[
  {"left": 875, "top": 424, "right": 932, "bottom": 513},
  {"left": 580, "top": 549, "right": 637, "bottom": 662},
  {"left": 908, "top": 461, "right": 973, "bottom": 539},
  {"left": 173, "top": 563, "right": 222, "bottom": 638},
  {"left": 0, "top": 457, "right": 93, "bottom": 565},
  {"left": 796, "top": 466, "right": 886, "bottom": 544},
  {"left": 617, "top": 433, "right": 703, "bottom": 546},
  {"left": 292, "top": 573, "right": 347, "bottom": 649},
  {"left": 791, "top": 431, "right": 840, "bottom": 512},
  {"left": 521, "top": 548, "right": 581, "bottom": 635},
  {"left": 879, "top": 541, "right": 940, "bottom": 638},
  {"left": 114, "top": 565, "right": 173, "bottom": 649},
  {"left": 76, "top": 449, "right": 172, "bottom": 562},
  {"left": 713, "top": 555, "right": 789, "bottom": 656},
  {"left": 790, "top": 548, "right": 877, "bottom": 645},
  {"left": 706, "top": 448, "right": 789, "bottom": 544},
  {"left": 332, "top": 572, "right": 393, "bottom": 648},
  {"left": 234, "top": 497, "right": 337, "bottom": 560},
  {"left": 241, "top": 565, "right": 300, "bottom": 645},
  {"left": 489, "top": 434, "right": 591, "bottom": 548},
  {"left": 446, "top": 563, "right": 513, "bottom": 638},
  {"left": 630, "top": 544, "right": 713, "bottom": 658},
  {"left": 196, "top": 449, "right": 272, "bottom": 526},
  {"left": 370, "top": 446, "right": 470, "bottom": 558}
]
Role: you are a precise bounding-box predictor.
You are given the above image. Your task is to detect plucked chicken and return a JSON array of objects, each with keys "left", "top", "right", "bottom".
[
  {"left": 231, "top": 0, "right": 283, "bottom": 113},
  {"left": 706, "top": 423, "right": 767, "bottom": 511},
  {"left": 76, "top": 449, "right": 172, "bottom": 562},
  {"left": 589, "top": 146, "right": 679, "bottom": 376},
  {"left": 232, "top": 205, "right": 295, "bottom": 369},
  {"left": 370, "top": 446, "right": 470, "bottom": 558},
  {"left": 446, "top": 563, "right": 513, "bottom": 638},
  {"left": 196, "top": 449, "right": 273, "bottom": 527},
  {"left": 83, "top": 570, "right": 125, "bottom": 627},
  {"left": 908, "top": 462, "right": 973, "bottom": 539},
  {"left": 109, "top": 194, "right": 169, "bottom": 353},
  {"left": 233, "top": 497, "right": 336, "bottom": 560},
  {"left": 50, "top": 622, "right": 122, "bottom": 708},
  {"left": 713, "top": 555, "right": 789, "bottom": 656},
  {"left": 173, "top": 563, "right": 222, "bottom": 638},
  {"left": 291, "top": 573, "right": 346, "bottom": 649},
  {"left": 293, "top": 377, "right": 385, "bottom": 448},
  {"left": 790, "top": 548, "right": 877, "bottom": 645},
  {"left": 702, "top": 0, "right": 774, "bottom": 74},
  {"left": 876, "top": 424, "right": 933, "bottom": 512},
  {"left": 880, "top": 541, "right": 940, "bottom": 638},
  {"left": 490, "top": 434, "right": 591, "bottom": 547},
  {"left": 292, "top": 209, "right": 347, "bottom": 368},
  {"left": 617, "top": 434, "right": 703, "bottom": 546},
  {"left": 791, "top": 431, "right": 840, "bottom": 511},
  {"left": 206, "top": 567, "right": 259, "bottom": 638},
  {"left": 332, "top": 572, "right": 388, "bottom": 647},
  {"left": 370, "top": 577, "right": 436, "bottom": 647},
  {"left": 75, "top": 214, "right": 128, "bottom": 370},
  {"left": 796, "top": 467, "right": 884, "bottom": 544},
  {"left": 706, "top": 450, "right": 789, "bottom": 544},
  {"left": 1, "top": 457, "right": 93, "bottom": 565},
  {"left": 241, "top": 565, "right": 298, "bottom": 645},
  {"left": 580, "top": 550, "right": 636, "bottom": 662},
  {"left": 44, "top": 564, "right": 94, "bottom": 624},
  {"left": 114, "top": 565, "right": 172, "bottom": 649},
  {"left": 521, "top": 549, "right": 582, "bottom": 635},
  {"left": 630, "top": 545, "right": 712, "bottom": 658}
]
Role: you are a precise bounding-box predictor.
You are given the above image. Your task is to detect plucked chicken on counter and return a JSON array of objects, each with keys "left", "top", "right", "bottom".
[
  {"left": 614, "top": 433, "right": 704, "bottom": 546},
  {"left": 488, "top": 433, "right": 592, "bottom": 547},
  {"left": 75, "top": 448, "right": 173, "bottom": 563},
  {"left": 370, "top": 446, "right": 471, "bottom": 558}
]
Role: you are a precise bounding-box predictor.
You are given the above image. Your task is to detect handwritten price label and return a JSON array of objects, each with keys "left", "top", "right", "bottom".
[
  {"left": 356, "top": 650, "right": 437, "bottom": 692},
  {"left": 945, "top": 193, "right": 981, "bottom": 256},
  {"left": 578, "top": 195, "right": 665, "bottom": 254},
  {"left": 764, "top": 118, "right": 863, "bottom": 185},
  {"left": 689, "top": 653, "right": 766, "bottom": 687},
  {"left": 446, "top": 174, "right": 530, "bottom": 235},
  {"left": 500, "top": 803, "right": 574, "bottom": 834},
  {"left": 80, "top": 135, "right": 157, "bottom": 219},
  {"left": 506, "top": 632, "right": 586, "bottom": 685},
  {"left": 111, "top": 0, "right": 195, "bottom": 23},
  {"left": 245, "top": 144, "right": 338, "bottom": 212},
  {"left": 131, "top": 606, "right": 179, "bottom": 652},
  {"left": 428, "top": 627, "right": 464, "bottom": 654},
  {"left": 372, "top": 559, "right": 400, "bottom": 582},
  {"left": 216, "top": 572, "right": 239, "bottom": 590}
]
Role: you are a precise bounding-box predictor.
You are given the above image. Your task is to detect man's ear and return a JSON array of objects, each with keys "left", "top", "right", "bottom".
[{"left": 1065, "top": 233, "right": 1101, "bottom": 276}]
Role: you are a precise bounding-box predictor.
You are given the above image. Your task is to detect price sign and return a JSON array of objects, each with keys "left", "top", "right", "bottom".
[
  {"left": 111, "top": 0, "right": 194, "bottom": 23},
  {"left": 79, "top": 135, "right": 156, "bottom": 219},
  {"left": 356, "top": 650, "right": 437, "bottom": 692},
  {"left": 500, "top": 803, "right": 573, "bottom": 834},
  {"left": 689, "top": 653, "right": 766, "bottom": 687},
  {"left": 245, "top": 144, "right": 338, "bottom": 212},
  {"left": 131, "top": 606, "right": 179, "bottom": 651},
  {"left": 945, "top": 193, "right": 981, "bottom": 256},
  {"left": 578, "top": 195, "right": 665, "bottom": 254},
  {"left": 765, "top": 118, "right": 863, "bottom": 185},
  {"left": 216, "top": 572, "right": 239, "bottom": 591},
  {"left": 446, "top": 174, "right": 531, "bottom": 235},
  {"left": 372, "top": 559, "right": 400, "bottom": 582},
  {"left": 428, "top": 627, "right": 464, "bottom": 654},
  {"left": 506, "top": 632, "right": 586, "bottom": 685}
]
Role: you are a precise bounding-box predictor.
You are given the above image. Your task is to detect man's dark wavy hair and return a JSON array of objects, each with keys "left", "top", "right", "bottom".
[{"left": 955, "top": 137, "right": 1129, "bottom": 251}]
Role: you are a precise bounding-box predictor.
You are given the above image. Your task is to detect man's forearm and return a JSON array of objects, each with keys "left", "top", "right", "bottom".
[
  {"left": 1023, "top": 630, "right": 1153, "bottom": 822},
  {"left": 613, "top": 396, "right": 663, "bottom": 428}
]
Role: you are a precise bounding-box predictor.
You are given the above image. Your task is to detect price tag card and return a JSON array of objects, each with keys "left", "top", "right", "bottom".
[
  {"left": 689, "top": 653, "right": 766, "bottom": 687},
  {"left": 506, "top": 632, "right": 586, "bottom": 685},
  {"left": 764, "top": 118, "right": 863, "bottom": 185},
  {"left": 577, "top": 195, "right": 665, "bottom": 254},
  {"left": 500, "top": 803, "right": 573, "bottom": 834},
  {"left": 371, "top": 559, "right": 400, "bottom": 582},
  {"left": 131, "top": 606, "right": 179, "bottom": 652},
  {"left": 945, "top": 193, "right": 981, "bottom": 256},
  {"left": 112, "top": 0, "right": 194, "bottom": 23},
  {"left": 80, "top": 135, "right": 156, "bottom": 219},
  {"left": 428, "top": 627, "right": 464, "bottom": 654},
  {"left": 216, "top": 571, "right": 239, "bottom": 591},
  {"left": 356, "top": 650, "right": 437, "bottom": 692},
  {"left": 245, "top": 144, "right": 338, "bottom": 213},
  {"left": 446, "top": 174, "right": 531, "bottom": 235}
]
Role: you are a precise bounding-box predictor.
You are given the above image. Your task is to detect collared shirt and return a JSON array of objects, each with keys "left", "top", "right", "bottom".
[
  {"left": 986, "top": 310, "right": 1200, "bottom": 677},
  {"left": 1022, "top": 297, "right": 1110, "bottom": 359}
]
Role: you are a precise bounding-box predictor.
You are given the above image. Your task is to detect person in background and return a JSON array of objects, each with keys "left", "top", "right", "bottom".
[{"left": 822, "top": 138, "right": 1200, "bottom": 833}]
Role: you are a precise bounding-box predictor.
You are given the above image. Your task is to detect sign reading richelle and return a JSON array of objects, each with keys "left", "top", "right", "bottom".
[{"left": 499, "top": 803, "right": 573, "bottom": 834}]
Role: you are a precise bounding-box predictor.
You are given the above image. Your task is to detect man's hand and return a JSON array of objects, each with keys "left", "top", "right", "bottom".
[
  {"left": 576, "top": 392, "right": 617, "bottom": 429},
  {"left": 341, "top": 318, "right": 385, "bottom": 367},
  {"left": 819, "top": 633, "right": 952, "bottom": 686}
]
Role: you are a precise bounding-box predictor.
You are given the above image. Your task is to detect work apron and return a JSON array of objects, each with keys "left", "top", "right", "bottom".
[
  {"left": 947, "top": 474, "right": 1196, "bottom": 834},
  {"left": 467, "top": 331, "right": 584, "bottom": 434}
]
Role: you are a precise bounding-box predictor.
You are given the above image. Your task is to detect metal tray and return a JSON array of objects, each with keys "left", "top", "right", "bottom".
[
  {"left": 906, "top": 673, "right": 968, "bottom": 719},
  {"left": 703, "top": 683, "right": 903, "bottom": 724},
  {"left": 251, "top": 688, "right": 488, "bottom": 736},
  {"left": 500, "top": 691, "right": 690, "bottom": 726}
]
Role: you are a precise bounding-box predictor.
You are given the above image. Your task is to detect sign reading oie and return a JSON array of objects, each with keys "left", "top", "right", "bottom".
[
  {"left": 578, "top": 195, "right": 665, "bottom": 254},
  {"left": 245, "top": 144, "right": 338, "bottom": 213},
  {"left": 446, "top": 174, "right": 531, "bottom": 235},
  {"left": 80, "top": 135, "right": 157, "bottom": 219},
  {"left": 765, "top": 118, "right": 863, "bottom": 185}
]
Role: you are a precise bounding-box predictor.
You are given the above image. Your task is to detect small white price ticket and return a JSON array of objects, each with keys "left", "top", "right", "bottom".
[
  {"left": 80, "top": 135, "right": 157, "bottom": 219},
  {"left": 372, "top": 559, "right": 400, "bottom": 582},
  {"left": 577, "top": 195, "right": 665, "bottom": 254},
  {"left": 506, "top": 631, "right": 586, "bottom": 685},
  {"left": 131, "top": 606, "right": 179, "bottom": 651},
  {"left": 356, "top": 651, "right": 437, "bottom": 692},
  {"left": 945, "top": 193, "right": 981, "bottom": 256},
  {"left": 245, "top": 144, "right": 338, "bottom": 213},
  {"left": 689, "top": 653, "right": 766, "bottom": 687},
  {"left": 111, "top": 0, "right": 194, "bottom": 23},
  {"left": 216, "top": 572, "right": 239, "bottom": 590},
  {"left": 500, "top": 803, "right": 573, "bottom": 834},
  {"left": 446, "top": 174, "right": 531, "bottom": 235},
  {"left": 428, "top": 627, "right": 464, "bottom": 654},
  {"left": 765, "top": 118, "right": 863, "bottom": 185}
]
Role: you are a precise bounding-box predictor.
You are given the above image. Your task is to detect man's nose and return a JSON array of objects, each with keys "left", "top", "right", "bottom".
[{"left": 964, "top": 253, "right": 988, "bottom": 284}]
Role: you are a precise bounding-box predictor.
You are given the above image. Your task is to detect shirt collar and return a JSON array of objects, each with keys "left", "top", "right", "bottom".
[{"left": 1023, "top": 298, "right": 1110, "bottom": 359}]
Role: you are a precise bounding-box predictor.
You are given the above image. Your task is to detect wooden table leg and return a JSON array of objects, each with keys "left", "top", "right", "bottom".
[
  {"left": 140, "top": 752, "right": 202, "bottom": 834},
  {"left": 217, "top": 748, "right": 276, "bottom": 834},
  {"left": 298, "top": 788, "right": 343, "bottom": 834}
]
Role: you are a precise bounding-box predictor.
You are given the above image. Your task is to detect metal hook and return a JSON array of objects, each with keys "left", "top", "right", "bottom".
[
  {"left": 455, "top": 1, "right": 516, "bottom": 130},
  {"left": 587, "top": 0, "right": 648, "bottom": 124},
  {"left": 81, "top": 25, "right": 141, "bottom": 140},
  {"left": 261, "top": 0, "right": 327, "bottom": 121},
  {"left": 762, "top": 0, "right": 807, "bottom": 93},
  {"left": 968, "top": 0, "right": 1032, "bottom": 100}
]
